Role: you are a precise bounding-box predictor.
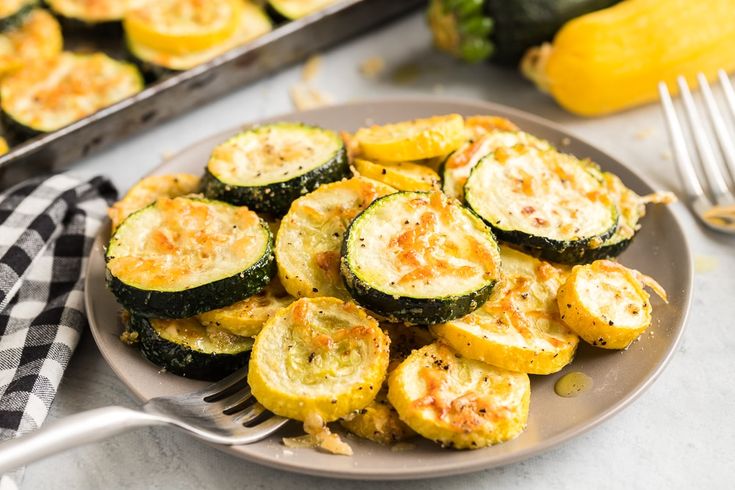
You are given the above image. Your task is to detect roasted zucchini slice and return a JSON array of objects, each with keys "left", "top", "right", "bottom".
[
  {"left": 197, "top": 277, "right": 293, "bottom": 337},
  {"left": 0, "top": 9, "right": 62, "bottom": 78},
  {"left": 557, "top": 260, "right": 667, "bottom": 350},
  {"left": 464, "top": 145, "right": 618, "bottom": 259},
  {"left": 124, "top": 0, "right": 242, "bottom": 55},
  {"left": 0, "top": 0, "right": 37, "bottom": 30},
  {"left": 387, "top": 342, "right": 530, "bottom": 449},
  {"left": 276, "top": 177, "right": 394, "bottom": 299},
  {"left": 108, "top": 173, "right": 201, "bottom": 232},
  {"left": 203, "top": 122, "right": 349, "bottom": 215},
  {"left": 248, "top": 297, "right": 390, "bottom": 422},
  {"left": 353, "top": 159, "right": 440, "bottom": 192},
  {"left": 354, "top": 114, "right": 465, "bottom": 162},
  {"left": 47, "top": 0, "right": 147, "bottom": 26},
  {"left": 106, "top": 196, "right": 275, "bottom": 319},
  {"left": 128, "top": 314, "right": 252, "bottom": 381},
  {"left": 126, "top": 1, "right": 272, "bottom": 74},
  {"left": 267, "top": 0, "right": 340, "bottom": 20},
  {"left": 1, "top": 52, "right": 143, "bottom": 136},
  {"left": 341, "top": 190, "right": 501, "bottom": 325},
  {"left": 431, "top": 246, "right": 579, "bottom": 375},
  {"left": 441, "top": 131, "right": 550, "bottom": 201},
  {"left": 543, "top": 172, "right": 647, "bottom": 263}
]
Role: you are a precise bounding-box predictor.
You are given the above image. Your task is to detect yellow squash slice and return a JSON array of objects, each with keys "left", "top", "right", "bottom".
[
  {"left": 127, "top": 1, "right": 271, "bottom": 71},
  {"left": 340, "top": 389, "right": 416, "bottom": 445},
  {"left": 275, "top": 177, "right": 394, "bottom": 299},
  {"left": 108, "top": 173, "right": 201, "bottom": 232},
  {"left": 339, "top": 323, "right": 433, "bottom": 445},
  {"left": 197, "top": 277, "right": 293, "bottom": 337},
  {"left": 124, "top": 0, "right": 242, "bottom": 55},
  {"left": 557, "top": 260, "right": 668, "bottom": 349},
  {"left": 431, "top": 246, "right": 578, "bottom": 375},
  {"left": 388, "top": 342, "right": 530, "bottom": 449},
  {"left": 248, "top": 297, "right": 390, "bottom": 423},
  {"left": 354, "top": 114, "right": 465, "bottom": 162},
  {"left": 0, "top": 137, "right": 8, "bottom": 156},
  {"left": 353, "top": 159, "right": 440, "bottom": 192},
  {"left": 0, "top": 9, "right": 62, "bottom": 76}
]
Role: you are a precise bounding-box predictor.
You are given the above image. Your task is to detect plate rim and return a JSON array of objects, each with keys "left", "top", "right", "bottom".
[{"left": 85, "top": 95, "right": 694, "bottom": 480}]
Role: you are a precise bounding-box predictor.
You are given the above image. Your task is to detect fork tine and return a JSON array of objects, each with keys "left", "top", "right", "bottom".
[
  {"left": 658, "top": 82, "right": 707, "bottom": 201},
  {"left": 719, "top": 69, "right": 735, "bottom": 120},
  {"left": 698, "top": 73, "right": 735, "bottom": 184},
  {"left": 199, "top": 369, "right": 248, "bottom": 400},
  {"left": 676, "top": 76, "right": 732, "bottom": 200}
]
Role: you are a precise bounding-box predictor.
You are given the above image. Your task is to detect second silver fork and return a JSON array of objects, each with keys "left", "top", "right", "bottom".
[{"left": 659, "top": 70, "right": 735, "bottom": 233}]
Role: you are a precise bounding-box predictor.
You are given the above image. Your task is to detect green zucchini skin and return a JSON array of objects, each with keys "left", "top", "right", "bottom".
[
  {"left": 341, "top": 262, "right": 497, "bottom": 325},
  {"left": 106, "top": 251, "right": 275, "bottom": 319},
  {"left": 129, "top": 315, "right": 251, "bottom": 381},
  {"left": 0, "top": 1, "right": 37, "bottom": 31},
  {"left": 106, "top": 210, "right": 276, "bottom": 319},
  {"left": 428, "top": 0, "right": 619, "bottom": 65},
  {"left": 0, "top": 109, "right": 40, "bottom": 141},
  {"left": 202, "top": 127, "right": 350, "bottom": 216}
]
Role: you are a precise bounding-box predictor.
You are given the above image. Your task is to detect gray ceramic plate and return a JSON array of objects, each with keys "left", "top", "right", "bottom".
[{"left": 85, "top": 98, "right": 693, "bottom": 480}]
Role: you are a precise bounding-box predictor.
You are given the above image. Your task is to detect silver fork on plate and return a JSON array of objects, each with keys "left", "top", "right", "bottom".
[
  {"left": 659, "top": 70, "right": 735, "bottom": 233},
  {"left": 0, "top": 370, "right": 288, "bottom": 472}
]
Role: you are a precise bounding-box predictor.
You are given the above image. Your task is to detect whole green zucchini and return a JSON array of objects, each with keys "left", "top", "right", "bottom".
[{"left": 427, "top": 0, "right": 620, "bottom": 64}]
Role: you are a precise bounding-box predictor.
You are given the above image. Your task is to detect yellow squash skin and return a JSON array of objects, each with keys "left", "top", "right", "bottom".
[
  {"left": 431, "top": 246, "right": 578, "bottom": 375},
  {"left": 353, "top": 159, "right": 440, "bottom": 192},
  {"left": 248, "top": 297, "right": 390, "bottom": 423},
  {"left": 197, "top": 277, "right": 293, "bottom": 337},
  {"left": 557, "top": 260, "right": 666, "bottom": 349},
  {"left": 388, "top": 342, "right": 530, "bottom": 449},
  {"left": 354, "top": 114, "right": 465, "bottom": 162},
  {"left": 523, "top": 0, "right": 735, "bottom": 116}
]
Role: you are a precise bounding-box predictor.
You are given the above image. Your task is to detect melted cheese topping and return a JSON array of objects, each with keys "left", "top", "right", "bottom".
[
  {"left": 48, "top": 0, "right": 148, "bottom": 22},
  {"left": 0, "top": 9, "right": 62, "bottom": 76},
  {"left": 127, "top": 1, "right": 271, "bottom": 71},
  {"left": 439, "top": 246, "right": 576, "bottom": 352},
  {"left": 465, "top": 146, "right": 616, "bottom": 242},
  {"left": 347, "top": 191, "right": 499, "bottom": 298},
  {"left": 108, "top": 173, "right": 201, "bottom": 232},
  {"left": 276, "top": 177, "right": 394, "bottom": 299},
  {"left": 271, "top": 0, "right": 341, "bottom": 19},
  {"left": 442, "top": 131, "right": 550, "bottom": 200},
  {"left": 573, "top": 262, "right": 650, "bottom": 329},
  {"left": 248, "top": 297, "right": 390, "bottom": 422},
  {"left": 209, "top": 123, "right": 342, "bottom": 186},
  {"left": 388, "top": 342, "right": 529, "bottom": 448},
  {"left": 107, "top": 197, "right": 269, "bottom": 292},
  {"left": 151, "top": 317, "right": 253, "bottom": 354},
  {"left": 602, "top": 172, "right": 644, "bottom": 244},
  {"left": 1, "top": 52, "right": 142, "bottom": 132},
  {"left": 0, "top": 0, "right": 33, "bottom": 18}
]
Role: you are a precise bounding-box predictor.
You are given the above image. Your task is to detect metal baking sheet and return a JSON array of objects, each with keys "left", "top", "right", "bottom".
[{"left": 0, "top": 0, "right": 423, "bottom": 187}]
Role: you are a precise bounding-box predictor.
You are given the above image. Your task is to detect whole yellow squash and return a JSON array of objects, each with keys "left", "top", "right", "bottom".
[{"left": 522, "top": 0, "right": 735, "bottom": 116}]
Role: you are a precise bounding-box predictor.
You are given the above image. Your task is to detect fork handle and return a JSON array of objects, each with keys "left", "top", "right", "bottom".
[{"left": 0, "top": 406, "right": 164, "bottom": 473}]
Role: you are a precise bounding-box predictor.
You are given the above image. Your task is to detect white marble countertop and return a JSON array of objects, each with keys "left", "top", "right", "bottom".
[{"left": 20, "top": 10, "right": 735, "bottom": 490}]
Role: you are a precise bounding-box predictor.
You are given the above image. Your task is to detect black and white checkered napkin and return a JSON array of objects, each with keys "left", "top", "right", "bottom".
[{"left": 0, "top": 174, "right": 116, "bottom": 489}]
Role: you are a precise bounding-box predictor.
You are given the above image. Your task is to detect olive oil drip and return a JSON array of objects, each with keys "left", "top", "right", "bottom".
[{"left": 554, "top": 372, "right": 592, "bottom": 398}]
